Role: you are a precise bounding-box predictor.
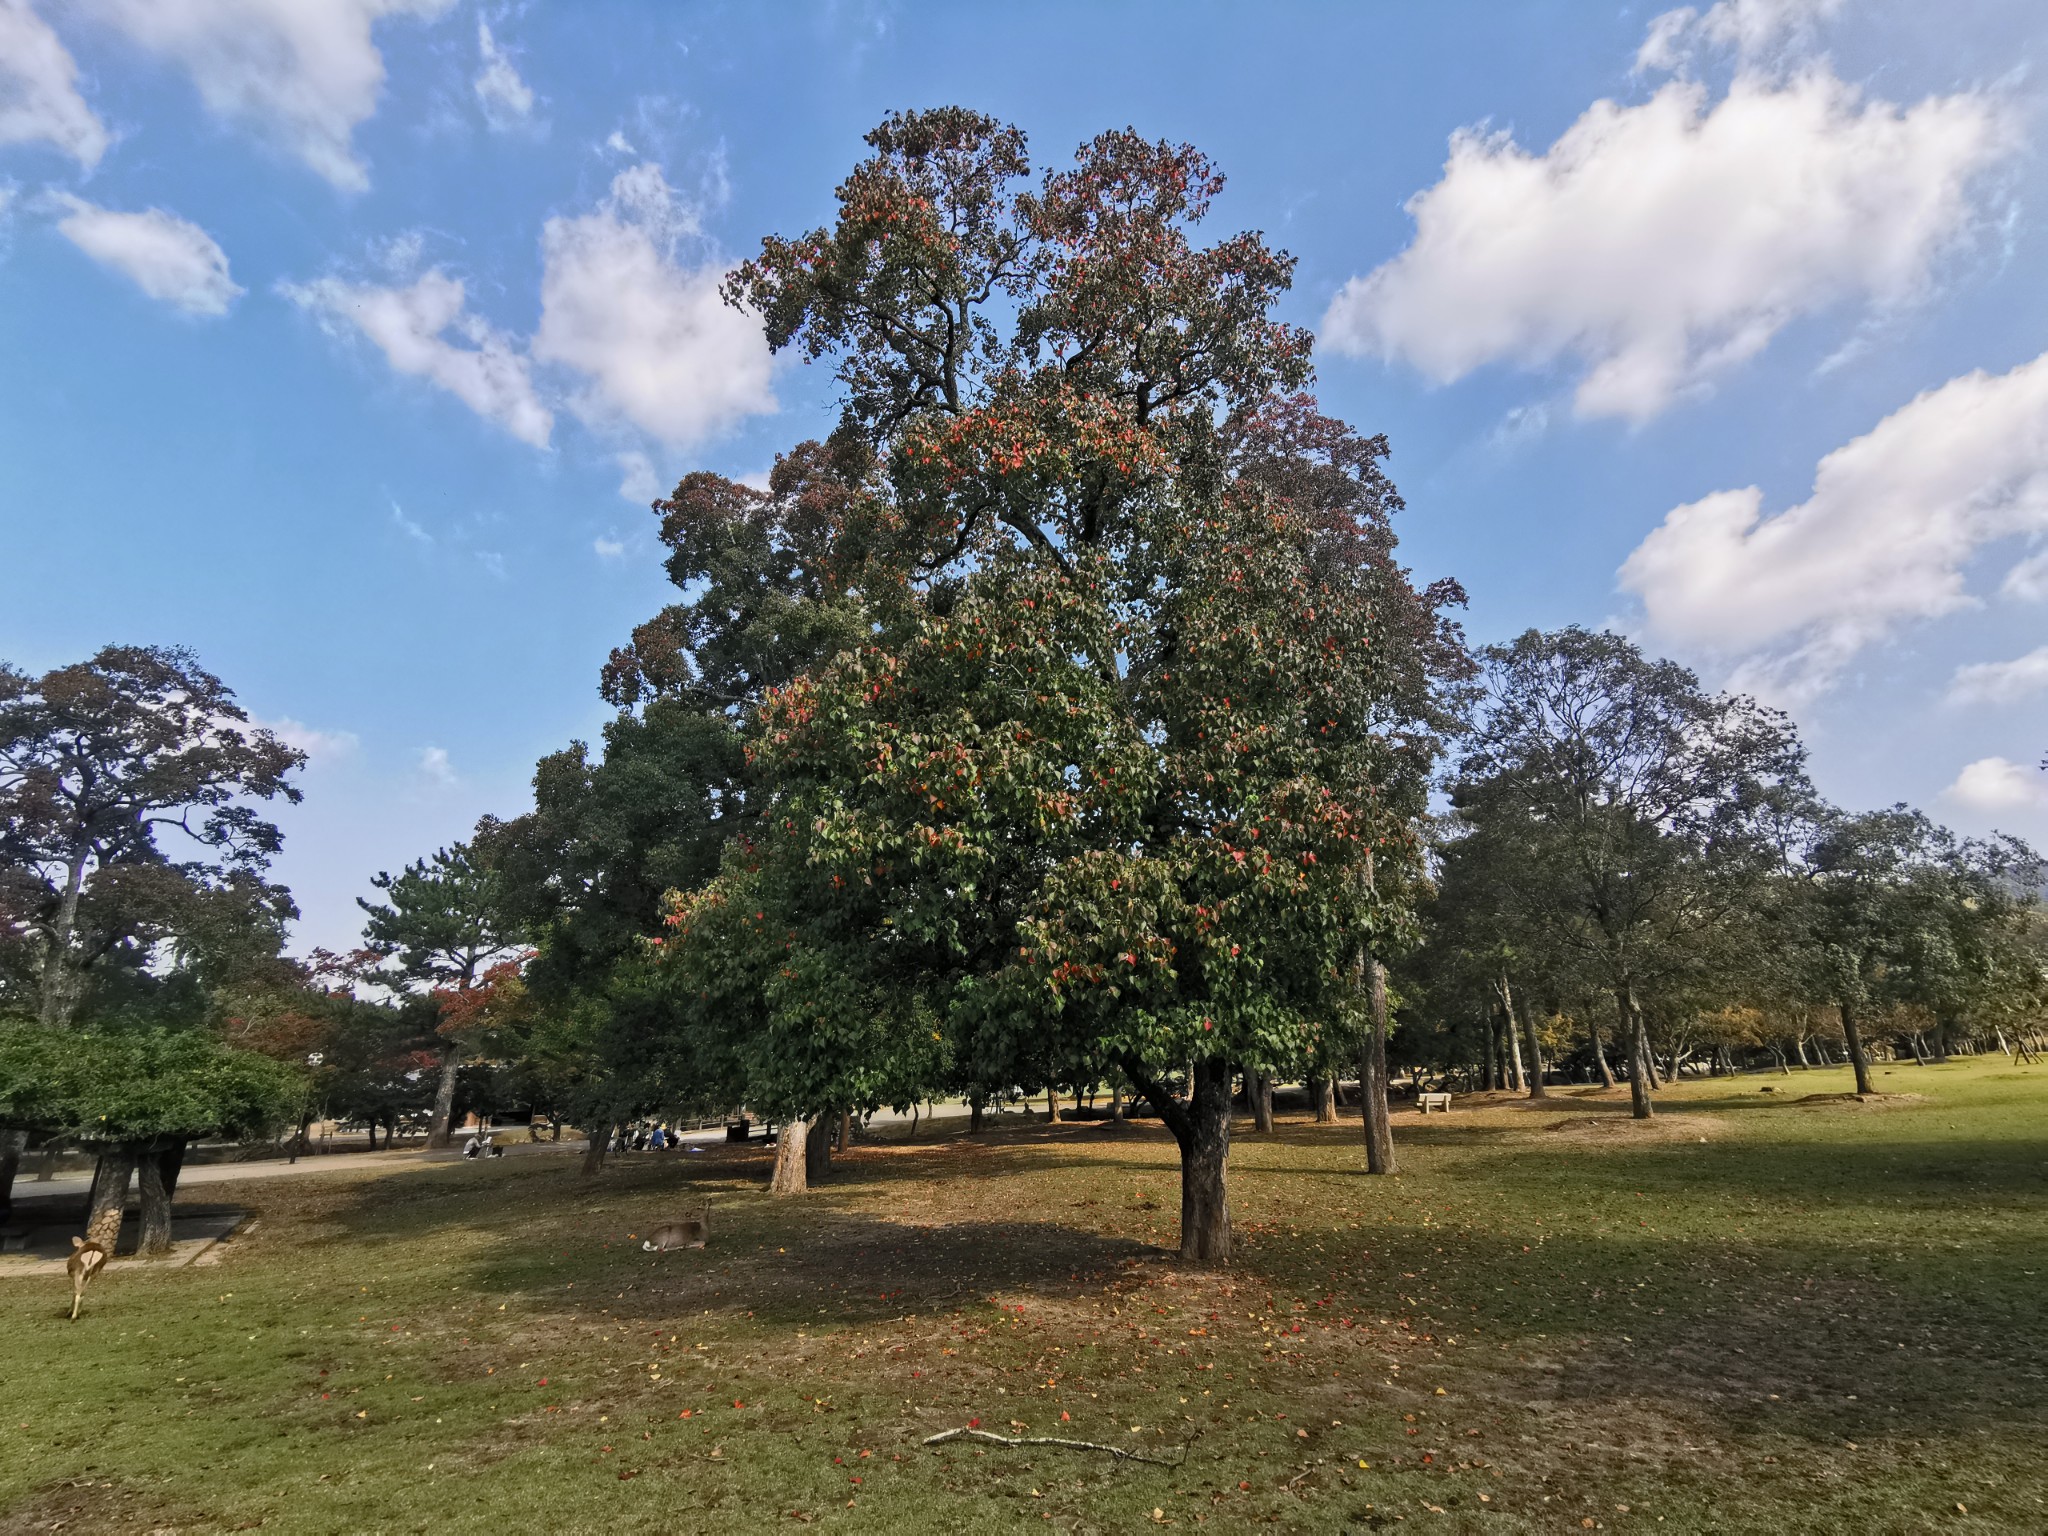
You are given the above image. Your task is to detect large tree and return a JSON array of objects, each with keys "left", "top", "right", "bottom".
[
  {"left": 0, "top": 645, "right": 304, "bottom": 1028},
  {"left": 0, "top": 645, "right": 303, "bottom": 1207},
  {"left": 657, "top": 110, "right": 1464, "bottom": 1254}
]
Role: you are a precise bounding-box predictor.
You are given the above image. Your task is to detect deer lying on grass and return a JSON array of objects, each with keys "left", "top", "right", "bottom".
[
  {"left": 640, "top": 1209, "right": 710, "bottom": 1251},
  {"left": 67, "top": 1237, "right": 107, "bottom": 1320}
]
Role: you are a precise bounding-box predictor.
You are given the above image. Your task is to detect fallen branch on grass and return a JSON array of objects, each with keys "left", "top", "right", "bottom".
[{"left": 922, "top": 1426, "right": 1191, "bottom": 1466}]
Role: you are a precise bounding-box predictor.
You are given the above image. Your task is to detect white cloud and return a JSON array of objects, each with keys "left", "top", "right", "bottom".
[
  {"left": 284, "top": 269, "right": 553, "bottom": 447},
  {"left": 1948, "top": 647, "right": 2048, "bottom": 708},
  {"left": 0, "top": 0, "right": 109, "bottom": 166},
  {"left": 532, "top": 161, "right": 775, "bottom": 447},
  {"left": 78, "top": 0, "right": 455, "bottom": 191},
  {"left": 52, "top": 195, "right": 242, "bottom": 316},
  {"left": 593, "top": 535, "right": 625, "bottom": 560},
  {"left": 1945, "top": 757, "right": 2046, "bottom": 813},
  {"left": 389, "top": 499, "right": 432, "bottom": 545},
  {"left": 1637, "top": 0, "right": 1843, "bottom": 74},
  {"left": 1620, "top": 350, "right": 2048, "bottom": 699},
  {"left": 2003, "top": 548, "right": 2048, "bottom": 602},
  {"left": 416, "top": 745, "right": 457, "bottom": 786},
  {"left": 615, "top": 448, "right": 661, "bottom": 503},
  {"left": 473, "top": 19, "right": 534, "bottom": 129},
  {"left": 257, "top": 716, "right": 361, "bottom": 763},
  {"left": 1322, "top": 65, "right": 2013, "bottom": 420}
]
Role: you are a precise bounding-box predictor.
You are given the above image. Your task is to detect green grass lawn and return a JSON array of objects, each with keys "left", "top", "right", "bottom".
[{"left": 2, "top": 1057, "right": 2043, "bottom": 1534}]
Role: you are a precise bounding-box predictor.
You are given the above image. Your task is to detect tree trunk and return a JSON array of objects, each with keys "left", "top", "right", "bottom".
[
  {"left": 0, "top": 1128, "right": 24, "bottom": 1218},
  {"left": 771, "top": 1117, "right": 812, "bottom": 1197},
  {"left": 969, "top": 1095, "right": 984, "bottom": 1134},
  {"left": 426, "top": 1042, "right": 461, "bottom": 1149},
  {"left": 1311, "top": 1076, "right": 1337, "bottom": 1124},
  {"left": 1361, "top": 957, "right": 1397, "bottom": 1176},
  {"left": 1618, "top": 986, "right": 1654, "bottom": 1121},
  {"left": 1511, "top": 987, "right": 1547, "bottom": 1100},
  {"left": 580, "top": 1123, "right": 612, "bottom": 1178},
  {"left": 138, "top": 1144, "right": 174, "bottom": 1256},
  {"left": 37, "top": 850, "right": 90, "bottom": 1028},
  {"left": 1586, "top": 1011, "right": 1617, "bottom": 1089},
  {"left": 1496, "top": 978, "right": 1528, "bottom": 1093},
  {"left": 1838, "top": 1000, "right": 1876, "bottom": 1096},
  {"left": 837, "top": 1108, "right": 854, "bottom": 1151},
  {"left": 86, "top": 1144, "right": 136, "bottom": 1250},
  {"left": 1046, "top": 1086, "right": 1061, "bottom": 1124},
  {"left": 1481, "top": 1009, "right": 1498, "bottom": 1091},
  {"left": 1176, "top": 1061, "right": 1233, "bottom": 1262},
  {"left": 158, "top": 1140, "right": 186, "bottom": 1202},
  {"left": 1250, "top": 1071, "right": 1275, "bottom": 1134},
  {"left": 805, "top": 1115, "right": 833, "bottom": 1184},
  {"left": 1931, "top": 1016, "right": 1951, "bottom": 1063},
  {"left": 1108, "top": 1082, "right": 1123, "bottom": 1122}
]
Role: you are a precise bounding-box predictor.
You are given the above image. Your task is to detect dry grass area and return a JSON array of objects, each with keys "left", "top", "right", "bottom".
[{"left": 0, "top": 1057, "right": 2042, "bottom": 1534}]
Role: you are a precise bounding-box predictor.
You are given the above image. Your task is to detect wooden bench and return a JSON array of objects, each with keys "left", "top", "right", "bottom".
[{"left": 1416, "top": 1092, "right": 1453, "bottom": 1114}]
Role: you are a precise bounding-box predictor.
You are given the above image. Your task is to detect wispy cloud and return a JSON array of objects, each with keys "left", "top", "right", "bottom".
[
  {"left": 1948, "top": 646, "right": 2048, "bottom": 707},
  {"left": 76, "top": 0, "right": 455, "bottom": 190},
  {"left": 474, "top": 18, "right": 536, "bottom": 129},
  {"left": 0, "top": 0, "right": 110, "bottom": 166},
  {"left": 417, "top": 745, "right": 458, "bottom": 787},
  {"left": 52, "top": 196, "right": 243, "bottom": 317},
  {"left": 284, "top": 270, "right": 553, "bottom": 448},
  {"left": 390, "top": 499, "right": 433, "bottom": 546}
]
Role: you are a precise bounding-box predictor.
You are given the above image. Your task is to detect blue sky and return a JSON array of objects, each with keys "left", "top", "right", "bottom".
[{"left": 3, "top": 0, "right": 2046, "bottom": 953}]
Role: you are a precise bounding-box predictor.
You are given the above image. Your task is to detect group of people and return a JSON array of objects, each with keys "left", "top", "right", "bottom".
[{"left": 609, "top": 1123, "right": 681, "bottom": 1154}]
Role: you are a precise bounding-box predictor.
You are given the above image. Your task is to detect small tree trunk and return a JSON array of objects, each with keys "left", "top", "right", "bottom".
[
  {"left": 969, "top": 1095, "right": 984, "bottom": 1134},
  {"left": 1931, "top": 1017, "right": 1951, "bottom": 1063},
  {"left": 837, "top": 1108, "right": 854, "bottom": 1151},
  {"left": 771, "top": 1117, "right": 812, "bottom": 1197},
  {"left": 1361, "top": 957, "right": 1398, "bottom": 1176},
  {"left": 1108, "top": 1082, "right": 1123, "bottom": 1122},
  {"left": 1481, "top": 1010, "right": 1498, "bottom": 1091},
  {"left": 1311, "top": 1076, "right": 1336, "bottom": 1124},
  {"left": 1250, "top": 1071, "right": 1275, "bottom": 1134},
  {"left": 1517, "top": 994, "right": 1548, "bottom": 1100},
  {"left": 1619, "top": 986, "right": 1654, "bottom": 1121},
  {"left": 426, "top": 1042, "right": 461, "bottom": 1149},
  {"left": 0, "top": 1128, "right": 24, "bottom": 1218},
  {"left": 580, "top": 1123, "right": 613, "bottom": 1178},
  {"left": 86, "top": 1144, "right": 136, "bottom": 1250},
  {"left": 1586, "top": 1011, "right": 1617, "bottom": 1089},
  {"left": 138, "top": 1145, "right": 174, "bottom": 1257},
  {"left": 1839, "top": 1000, "right": 1876, "bottom": 1096},
  {"left": 1046, "top": 1086, "right": 1061, "bottom": 1124}
]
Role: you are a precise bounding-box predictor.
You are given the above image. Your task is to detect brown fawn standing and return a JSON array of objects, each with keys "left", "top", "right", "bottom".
[
  {"left": 640, "top": 1209, "right": 709, "bottom": 1251},
  {"left": 67, "top": 1237, "right": 107, "bottom": 1320}
]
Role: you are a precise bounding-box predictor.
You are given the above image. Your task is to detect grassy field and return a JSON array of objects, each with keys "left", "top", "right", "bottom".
[{"left": 1, "top": 1058, "right": 2042, "bottom": 1535}]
